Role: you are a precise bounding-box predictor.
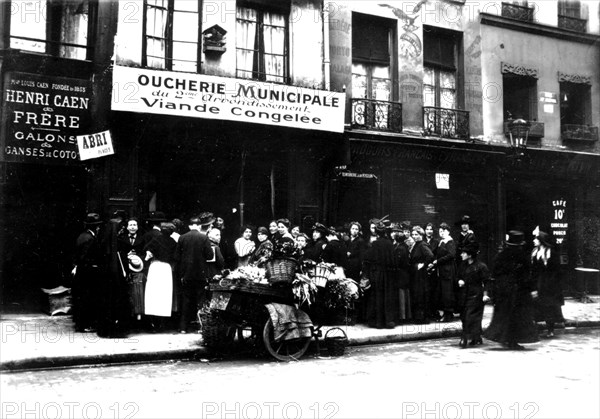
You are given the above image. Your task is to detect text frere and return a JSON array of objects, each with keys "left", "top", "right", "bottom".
[{"left": 13, "top": 111, "right": 80, "bottom": 128}]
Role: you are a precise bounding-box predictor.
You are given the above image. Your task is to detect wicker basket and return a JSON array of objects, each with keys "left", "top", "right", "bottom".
[
  {"left": 324, "top": 327, "right": 348, "bottom": 357},
  {"left": 312, "top": 263, "right": 334, "bottom": 287},
  {"left": 266, "top": 259, "right": 297, "bottom": 284}
]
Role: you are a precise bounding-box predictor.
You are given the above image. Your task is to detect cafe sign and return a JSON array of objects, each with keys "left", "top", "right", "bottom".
[
  {"left": 1, "top": 72, "right": 91, "bottom": 164},
  {"left": 111, "top": 65, "right": 346, "bottom": 133},
  {"left": 551, "top": 199, "right": 568, "bottom": 245}
]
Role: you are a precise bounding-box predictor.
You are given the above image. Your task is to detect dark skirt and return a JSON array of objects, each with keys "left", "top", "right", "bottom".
[
  {"left": 365, "top": 269, "right": 400, "bottom": 328},
  {"left": 460, "top": 295, "right": 484, "bottom": 340},
  {"left": 484, "top": 290, "right": 540, "bottom": 344},
  {"left": 128, "top": 272, "right": 145, "bottom": 315},
  {"left": 410, "top": 268, "right": 429, "bottom": 321}
]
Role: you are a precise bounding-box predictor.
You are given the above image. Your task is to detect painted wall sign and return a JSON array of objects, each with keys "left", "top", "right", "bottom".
[
  {"left": 340, "top": 172, "right": 377, "bottom": 179},
  {"left": 551, "top": 199, "right": 568, "bottom": 245},
  {"left": 1, "top": 72, "right": 91, "bottom": 164},
  {"left": 111, "top": 66, "right": 346, "bottom": 133},
  {"left": 77, "top": 130, "right": 115, "bottom": 161}
]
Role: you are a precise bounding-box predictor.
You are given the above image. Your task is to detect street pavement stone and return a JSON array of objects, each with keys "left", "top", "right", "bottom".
[{"left": 1, "top": 296, "right": 598, "bottom": 371}]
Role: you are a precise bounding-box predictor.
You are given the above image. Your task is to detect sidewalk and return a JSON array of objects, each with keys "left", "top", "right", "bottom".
[{"left": 1, "top": 297, "right": 599, "bottom": 371}]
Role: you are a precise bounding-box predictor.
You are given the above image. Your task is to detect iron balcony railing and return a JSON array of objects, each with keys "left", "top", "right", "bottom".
[
  {"left": 351, "top": 98, "right": 403, "bottom": 133},
  {"left": 423, "top": 106, "right": 470, "bottom": 140},
  {"left": 561, "top": 124, "right": 599, "bottom": 142},
  {"left": 558, "top": 15, "right": 587, "bottom": 32},
  {"left": 501, "top": 2, "right": 534, "bottom": 22},
  {"left": 504, "top": 120, "right": 545, "bottom": 138}
]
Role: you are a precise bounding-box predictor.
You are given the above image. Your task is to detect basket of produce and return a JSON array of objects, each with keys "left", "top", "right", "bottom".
[
  {"left": 324, "top": 327, "right": 348, "bottom": 357},
  {"left": 265, "top": 258, "right": 297, "bottom": 284},
  {"left": 312, "top": 263, "right": 336, "bottom": 287}
]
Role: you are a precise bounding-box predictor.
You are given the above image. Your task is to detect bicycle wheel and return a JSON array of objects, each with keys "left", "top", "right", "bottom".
[{"left": 262, "top": 319, "right": 311, "bottom": 361}]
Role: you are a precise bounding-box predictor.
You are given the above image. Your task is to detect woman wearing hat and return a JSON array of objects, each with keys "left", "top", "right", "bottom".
[
  {"left": 250, "top": 226, "right": 274, "bottom": 267},
  {"left": 305, "top": 223, "right": 328, "bottom": 262},
  {"left": 409, "top": 226, "right": 435, "bottom": 324},
  {"left": 456, "top": 242, "right": 490, "bottom": 348},
  {"left": 362, "top": 220, "right": 400, "bottom": 328},
  {"left": 143, "top": 222, "right": 177, "bottom": 331},
  {"left": 429, "top": 223, "right": 457, "bottom": 323},
  {"left": 531, "top": 231, "right": 564, "bottom": 338},
  {"left": 484, "top": 231, "right": 539, "bottom": 349}
]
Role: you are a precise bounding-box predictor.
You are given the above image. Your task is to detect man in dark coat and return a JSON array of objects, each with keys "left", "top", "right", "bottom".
[
  {"left": 72, "top": 213, "right": 103, "bottom": 332},
  {"left": 484, "top": 231, "right": 540, "bottom": 350},
  {"left": 175, "top": 213, "right": 215, "bottom": 333}
]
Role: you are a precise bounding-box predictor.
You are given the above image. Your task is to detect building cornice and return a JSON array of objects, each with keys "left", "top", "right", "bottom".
[{"left": 480, "top": 13, "right": 600, "bottom": 45}]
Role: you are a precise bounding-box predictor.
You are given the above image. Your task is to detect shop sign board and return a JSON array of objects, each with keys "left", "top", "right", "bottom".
[
  {"left": 435, "top": 173, "right": 450, "bottom": 189},
  {"left": 111, "top": 65, "right": 346, "bottom": 133},
  {"left": 1, "top": 72, "right": 91, "bottom": 164},
  {"left": 550, "top": 199, "right": 568, "bottom": 245},
  {"left": 77, "top": 130, "right": 115, "bottom": 161}
]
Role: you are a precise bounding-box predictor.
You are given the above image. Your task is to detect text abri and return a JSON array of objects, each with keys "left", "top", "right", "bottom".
[{"left": 77, "top": 130, "right": 114, "bottom": 161}]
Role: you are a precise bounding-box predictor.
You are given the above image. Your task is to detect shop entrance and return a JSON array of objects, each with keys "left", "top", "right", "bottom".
[
  {"left": 1, "top": 164, "right": 86, "bottom": 311},
  {"left": 330, "top": 174, "right": 379, "bottom": 228}
]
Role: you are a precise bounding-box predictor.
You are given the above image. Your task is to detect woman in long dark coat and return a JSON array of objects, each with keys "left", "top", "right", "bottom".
[
  {"left": 345, "top": 221, "right": 367, "bottom": 282},
  {"left": 362, "top": 222, "right": 400, "bottom": 329},
  {"left": 531, "top": 231, "right": 564, "bottom": 338},
  {"left": 430, "top": 223, "right": 457, "bottom": 322},
  {"left": 456, "top": 242, "right": 490, "bottom": 348},
  {"left": 484, "top": 231, "right": 540, "bottom": 350},
  {"left": 409, "top": 226, "right": 434, "bottom": 324}
]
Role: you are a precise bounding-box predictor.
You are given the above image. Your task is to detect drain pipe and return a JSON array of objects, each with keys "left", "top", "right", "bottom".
[{"left": 323, "top": 1, "right": 331, "bottom": 90}]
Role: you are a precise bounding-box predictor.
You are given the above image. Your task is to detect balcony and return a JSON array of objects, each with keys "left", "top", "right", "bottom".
[
  {"left": 501, "top": 2, "right": 534, "bottom": 22},
  {"left": 561, "top": 124, "right": 598, "bottom": 142},
  {"left": 351, "top": 98, "right": 403, "bottom": 133},
  {"left": 558, "top": 15, "right": 587, "bottom": 33},
  {"left": 423, "top": 107, "right": 470, "bottom": 140},
  {"left": 504, "top": 120, "right": 544, "bottom": 140}
]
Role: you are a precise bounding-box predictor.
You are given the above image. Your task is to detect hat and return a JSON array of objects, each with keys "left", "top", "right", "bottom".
[
  {"left": 84, "top": 213, "right": 103, "bottom": 226},
  {"left": 112, "top": 210, "right": 128, "bottom": 220},
  {"left": 127, "top": 254, "right": 144, "bottom": 273},
  {"left": 390, "top": 222, "right": 402, "bottom": 232},
  {"left": 400, "top": 221, "right": 412, "bottom": 231},
  {"left": 327, "top": 226, "right": 338, "bottom": 236},
  {"left": 506, "top": 230, "right": 526, "bottom": 246},
  {"left": 312, "top": 222, "right": 328, "bottom": 234},
  {"left": 456, "top": 215, "right": 474, "bottom": 227},
  {"left": 146, "top": 211, "right": 167, "bottom": 222},
  {"left": 537, "top": 231, "right": 554, "bottom": 248},
  {"left": 257, "top": 226, "right": 269, "bottom": 235},
  {"left": 198, "top": 212, "right": 216, "bottom": 226},
  {"left": 462, "top": 242, "right": 480, "bottom": 257}
]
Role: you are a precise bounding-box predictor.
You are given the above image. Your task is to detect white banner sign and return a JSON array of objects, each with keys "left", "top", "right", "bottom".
[
  {"left": 111, "top": 66, "right": 346, "bottom": 133},
  {"left": 77, "top": 130, "right": 114, "bottom": 160}
]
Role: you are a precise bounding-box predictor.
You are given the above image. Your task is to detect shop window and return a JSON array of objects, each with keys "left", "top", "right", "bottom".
[
  {"left": 143, "top": 0, "right": 201, "bottom": 72},
  {"left": 558, "top": 0, "right": 587, "bottom": 32},
  {"left": 9, "top": 0, "right": 92, "bottom": 60},
  {"left": 236, "top": 1, "right": 289, "bottom": 83},
  {"left": 351, "top": 13, "right": 399, "bottom": 132}
]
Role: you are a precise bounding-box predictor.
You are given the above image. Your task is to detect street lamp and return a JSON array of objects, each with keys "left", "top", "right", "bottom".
[{"left": 507, "top": 117, "right": 531, "bottom": 160}]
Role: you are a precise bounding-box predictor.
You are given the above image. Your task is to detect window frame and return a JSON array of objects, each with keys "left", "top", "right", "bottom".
[
  {"left": 7, "top": 0, "right": 96, "bottom": 60},
  {"left": 142, "top": 0, "right": 203, "bottom": 73},
  {"left": 235, "top": 2, "right": 289, "bottom": 84}
]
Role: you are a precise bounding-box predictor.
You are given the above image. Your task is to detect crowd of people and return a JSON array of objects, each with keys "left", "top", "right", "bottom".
[{"left": 71, "top": 210, "right": 564, "bottom": 350}]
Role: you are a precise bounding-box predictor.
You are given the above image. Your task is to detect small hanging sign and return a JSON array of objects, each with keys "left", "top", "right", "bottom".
[
  {"left": 76, "top": 129, "right": 114, "bottom": 160},
  {"left": 435, "top": 173, "right": 450, "bottom": 189}
]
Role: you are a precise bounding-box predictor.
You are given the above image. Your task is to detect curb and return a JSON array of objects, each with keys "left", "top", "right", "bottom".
[{"left": 2, "top": 321, "right": 599, "bottom": 372}]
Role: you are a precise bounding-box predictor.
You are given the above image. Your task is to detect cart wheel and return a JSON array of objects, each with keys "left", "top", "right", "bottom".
[
  {"left": 201, "top": 310, "right": 234, "bottom": 350},
  {"left": 262, "top": 319, "right": 311, "bottom": 362}
]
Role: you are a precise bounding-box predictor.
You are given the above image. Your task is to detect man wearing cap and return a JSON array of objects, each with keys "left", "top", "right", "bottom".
[
  {"left": 175, "top": 213, "right": 215, "bottom": 333},
  {"left": 484, "top": 231, "right": 539, "bottom": 350},
  {"left": 72, "top": 213, "right": 103, "bottom": 332}
]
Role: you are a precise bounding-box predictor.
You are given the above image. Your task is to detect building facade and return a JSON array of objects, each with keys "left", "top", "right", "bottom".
[{"left": 1, "top": 0, "right": 599, "bottom": 310}]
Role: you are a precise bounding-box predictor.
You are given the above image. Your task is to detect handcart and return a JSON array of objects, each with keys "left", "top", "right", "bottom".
[{"left": 201, "top": 277, "right": 322, "bottom": 361}]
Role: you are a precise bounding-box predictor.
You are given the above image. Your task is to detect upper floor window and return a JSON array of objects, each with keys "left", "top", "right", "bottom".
[
  {"left": 351, "top": 12, "right": 399, "bottom": 132},
  {"left": 9, "top": 0, "right": 92, "bottom": 60},
  {"left": 558, "top": 0, "right": 587, "bottom": 32},
  {"left": 143, "top": 0, "right": 200, "bottom": 72},
  {"left": 236, "top": 2, "right": 288, "bottom": 83},
  {"left": 423, "top": 27, "right": 460, "bottom": 110}
]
